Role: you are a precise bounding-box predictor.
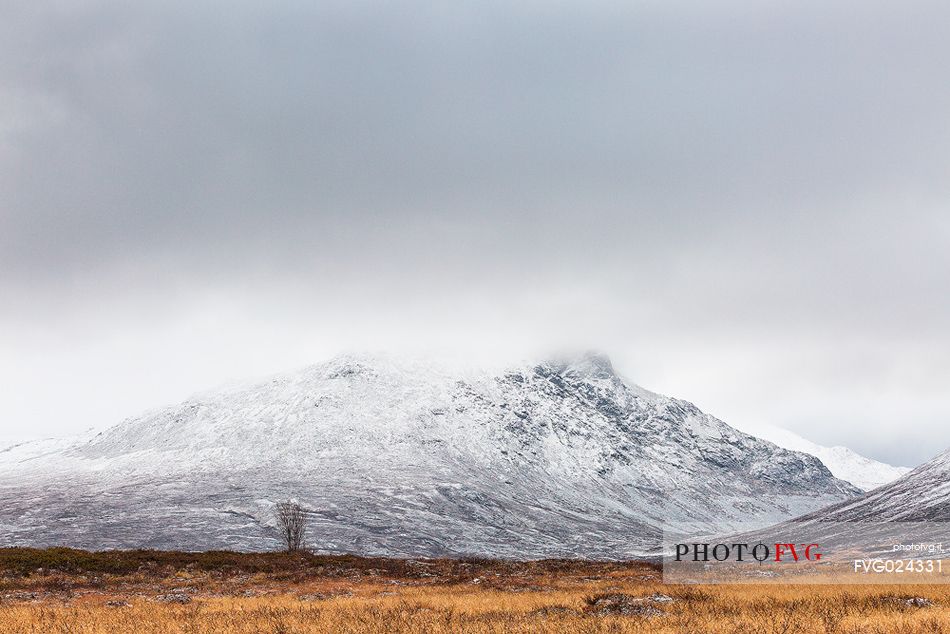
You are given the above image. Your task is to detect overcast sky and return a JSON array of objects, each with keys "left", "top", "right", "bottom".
[{"left": 2, "top": 1, "right": 948, "bottom": 467}]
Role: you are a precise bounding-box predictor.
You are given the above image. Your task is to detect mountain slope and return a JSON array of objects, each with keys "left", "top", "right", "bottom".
[
  {"left": 795, "top": 447, "right": 950, "bottom": 523},
  {"left": 747, "top": 425, "right": 911, "bottom": 491},
  {"left": 713, "top": 448, "right": 950, "bottom": 567},
  {"left": 0, "top": 354, "right": 860, "bottom": 557},
  {"left": 0, "top": 428, "right": 98, "bottom": 468},
  {"left": 0, "top": 437, "right": 77, "bottom": 465}
]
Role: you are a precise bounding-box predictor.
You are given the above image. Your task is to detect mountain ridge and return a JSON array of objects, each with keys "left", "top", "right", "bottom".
[
  {"left": 794, "top": 447, "right": 950, "bottom": 523},
  {"left": 742, "top": 425, "right": 912, "bottom": 492}
]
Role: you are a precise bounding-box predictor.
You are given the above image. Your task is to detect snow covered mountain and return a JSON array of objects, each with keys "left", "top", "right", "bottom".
[
  {"left": 723, "top": 448, "right": 950, "bottom": 565},
  {"left": 0, "top": 437, "right": 74, "bottom": 465},
  {"left": 745, "top": 426, "right": 911, "bottom": 492},
  {"left": 0, "top": 429, "right": 98, "bottom": 468},
  {"left": 0, "top": 353, "right": 860, "bottom": 557},
  {"left": 795, "top": 447, "right": 950, "bottom": 523}
]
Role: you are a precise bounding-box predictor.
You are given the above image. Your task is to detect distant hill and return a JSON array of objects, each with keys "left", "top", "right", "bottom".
[{"left": 746, "top": 425, "right": 911, "bottom": 491}]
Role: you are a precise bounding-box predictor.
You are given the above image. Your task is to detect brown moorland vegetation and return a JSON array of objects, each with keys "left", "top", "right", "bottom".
[{"left": 1, "top": 548, "right": 948, "bottom": 633}]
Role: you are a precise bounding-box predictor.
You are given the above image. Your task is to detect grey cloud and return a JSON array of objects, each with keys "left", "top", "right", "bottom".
[{"left": 1, "top": 0, "right": 949, "bottom": 465}]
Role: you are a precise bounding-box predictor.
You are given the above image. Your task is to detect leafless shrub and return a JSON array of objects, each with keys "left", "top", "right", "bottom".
[{"left": 275, "top": 501, "right": 307, "bottom": 552}]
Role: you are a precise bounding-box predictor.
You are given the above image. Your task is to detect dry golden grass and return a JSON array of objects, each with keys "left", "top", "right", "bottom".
[{"left": 1, "top": 549, "right": 948, "bottom": 633}]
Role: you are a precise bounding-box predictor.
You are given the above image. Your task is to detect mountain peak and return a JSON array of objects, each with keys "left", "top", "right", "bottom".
[
  {"left": 546, "top": 351, "right": 617, "bottom": 380},
  {"left": 744, "top": 425, "right": 912, "bottom": 491}
]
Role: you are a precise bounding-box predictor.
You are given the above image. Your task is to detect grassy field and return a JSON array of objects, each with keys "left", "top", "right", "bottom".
[{"left": 1, "top": 548, "right": 947, "bottom": 633}]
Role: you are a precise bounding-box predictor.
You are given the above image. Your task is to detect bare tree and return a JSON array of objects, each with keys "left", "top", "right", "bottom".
[{"left": 275, "top": 501, "right": 307, "bottom": 552}]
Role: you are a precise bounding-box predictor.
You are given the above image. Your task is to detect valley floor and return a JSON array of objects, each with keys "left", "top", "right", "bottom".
[{"left": 1, "top": 549, "right": 948, "bottom": 633}]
